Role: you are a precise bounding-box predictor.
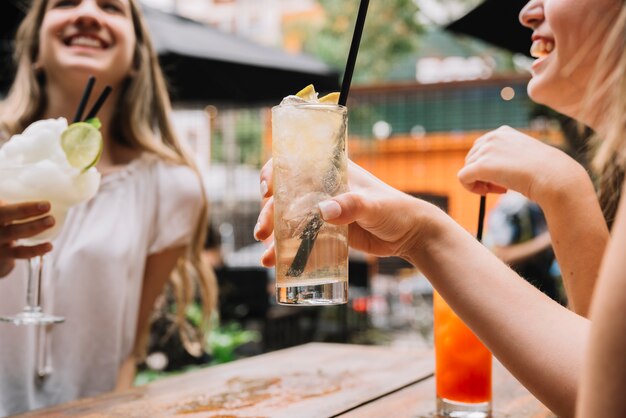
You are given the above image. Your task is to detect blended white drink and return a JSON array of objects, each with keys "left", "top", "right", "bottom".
[
  {"left": 0, "top": 118, "right": 101, "bottom": 244},
  {"left": 272, "top": 92, "right": 349, "bottom": 305},
  {"left": 0, "top": 117, "right": 101, "bottom": 326}
]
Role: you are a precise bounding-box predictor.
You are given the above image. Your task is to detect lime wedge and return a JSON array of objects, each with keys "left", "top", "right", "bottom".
[
  {"left": 319, "top": 92, "right": 340, "bottom": 104},
  {"left": 296, "top": 84, "right": 318, "bottom": 101},
  {"left": 61, "top": 122, "right": 103, "bottom": 171}
]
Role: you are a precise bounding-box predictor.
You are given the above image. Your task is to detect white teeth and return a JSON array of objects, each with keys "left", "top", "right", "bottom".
[
  {"left": 530, "top": 39, "right": 555, "bottom": 58},
  {"left": 69, "top": 36, "right": 103, "bottom": 48}
]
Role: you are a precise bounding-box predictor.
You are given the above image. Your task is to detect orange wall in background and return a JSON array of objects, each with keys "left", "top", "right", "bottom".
[
  {"left": 350, "top": 132, "right": 491, "bottom": 234},
  {"left": 349, "top": 129, "right": 560, "bottom": 234}
]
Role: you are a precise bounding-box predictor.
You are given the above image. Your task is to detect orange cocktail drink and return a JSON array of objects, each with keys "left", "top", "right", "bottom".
[{"left": 434, "top": 291, "right": 492, "bottom": 416}]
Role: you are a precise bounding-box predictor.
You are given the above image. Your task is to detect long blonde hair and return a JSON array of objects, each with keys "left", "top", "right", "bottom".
[
  {"left": 585, "top": 3, "right": 626, "bottom": 228},
  {"left": 0, "top": 0, "right": 217, "bottom": 357}
]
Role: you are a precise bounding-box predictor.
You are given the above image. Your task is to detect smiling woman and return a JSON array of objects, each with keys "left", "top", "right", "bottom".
[
  {"left": 522, "top": 0, "right": 621, "bottom": 121},
  {"left": 0, "top": 0, "right": 217, "bottom": 415}
]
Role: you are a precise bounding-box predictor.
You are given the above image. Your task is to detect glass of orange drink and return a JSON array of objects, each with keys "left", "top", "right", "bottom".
[{"left": 434, "top": 291, "right": 492, "bottom": 417}]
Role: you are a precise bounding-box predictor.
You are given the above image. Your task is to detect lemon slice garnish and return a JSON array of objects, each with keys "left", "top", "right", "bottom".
[
  {"left": 296, "top": 84, "right": 318, "bottom": 101},
  {"left": 319, "top": 92, "right": 340, "bottom": 104},
  {"left": 61, "top": 122, "right": 103, "bottom": 171}
]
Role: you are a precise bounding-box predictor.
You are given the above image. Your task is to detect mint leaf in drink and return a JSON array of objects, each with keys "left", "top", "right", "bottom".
[{"left": 84, "top": 118, "right": 102, "bottom": 130}]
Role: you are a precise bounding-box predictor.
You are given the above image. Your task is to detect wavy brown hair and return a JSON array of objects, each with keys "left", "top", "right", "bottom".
[
  {"left": 585, "top": 3, "right": 626, "bottom": 229},
  {"left": 0, "top": 0, "right": 217, "bottom": 357}
]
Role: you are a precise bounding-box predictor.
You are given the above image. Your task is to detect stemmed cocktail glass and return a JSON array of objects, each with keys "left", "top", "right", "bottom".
[
  {"left": 0, "top": 121, "right": 101, "bottom": 379},
  {"left": 0, "top": 165, "right": 72, "bottom": 325}
]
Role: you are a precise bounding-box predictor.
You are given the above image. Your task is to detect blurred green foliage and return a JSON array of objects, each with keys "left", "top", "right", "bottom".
[
  {"left": 299, "top": 0, "right": 423, "bottom": 83},
  {"left": 134, "top": 303, "right": 260, "bottom": 386},
  {"left": 208, "top": 322, "right": 261, "bottom": 364},
  {"left": 210, "top": 109, "right": 264, "bottom": 166}
]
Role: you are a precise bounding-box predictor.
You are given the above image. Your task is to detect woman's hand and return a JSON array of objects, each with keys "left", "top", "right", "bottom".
[
  {"left": 458, "top": 126, "right": 587, "bottom": 205},
  {"left": 0, "top": 201, "right": 55, "bottom": 278},
  {"left": 255, "top": 159, "right": 442, "bottom": 267}
]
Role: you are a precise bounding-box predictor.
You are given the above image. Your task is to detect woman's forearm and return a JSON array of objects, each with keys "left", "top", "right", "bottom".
[
  {"left": 538, "top": 166, "right": 609, "bottom": 316},
  {"left": 407, "top": 204, "right": 589, "bottom": 418},
  {"left": 576, "top": 187, "right": 626, "bottom": 416},
  {"left": 115, "top": 355, "right": 137, "bottom": 391}
]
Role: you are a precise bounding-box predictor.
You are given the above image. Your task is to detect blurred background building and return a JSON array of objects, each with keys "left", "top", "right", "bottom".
[{"left": 134, "top": 0, "right": 553, "bottom": 252}]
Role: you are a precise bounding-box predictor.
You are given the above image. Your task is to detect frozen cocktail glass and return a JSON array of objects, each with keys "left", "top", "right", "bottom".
[
  {"left": 271, "top": 97, "right": 349, "bottom": 305},
  {"left": 0, "top": 118, "right": 101, "bottom": 325},
  {"left": 434, "top": 291, "right": 492, "bottom": 417}
]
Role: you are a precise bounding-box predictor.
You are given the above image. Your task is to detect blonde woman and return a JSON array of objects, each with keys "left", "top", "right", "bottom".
[
  {"left": 257, "top": 0, "right": 626, "bottom": 416},
  {"left": 0, "top": 0, "right": 216, "bottom": 414}
]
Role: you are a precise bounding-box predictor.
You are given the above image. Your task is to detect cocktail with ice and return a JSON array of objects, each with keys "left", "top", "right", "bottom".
[
  {"left": 272, "top": 87, "right": 349, "bottom": 305},
  {"left": 0, "top": 117, "right": 101, "bottom": 325}
]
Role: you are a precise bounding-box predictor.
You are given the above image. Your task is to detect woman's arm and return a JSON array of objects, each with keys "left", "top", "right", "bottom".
[
  {"left": 458, "top": 126, "right": 609, "bottom": 316},
  {"left": 533, "top": 168, "right": 607, "bottom": 316},
  {"left": 115, "top": 246, "right": 186, "bottom": 391},
  {"left": 257, "top": 160, "right": 588, "bottom": 418},
  {"left": 576, "top": 185, "right": 626, "bottom": 417},
  {"left": 406, "top": 203, "right": 587, "bottom": 418}
]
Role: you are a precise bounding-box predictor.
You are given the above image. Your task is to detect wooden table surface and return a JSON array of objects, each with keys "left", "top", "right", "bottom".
[{"left": 18, "top": 343, "right": 556, "bottom": 418}]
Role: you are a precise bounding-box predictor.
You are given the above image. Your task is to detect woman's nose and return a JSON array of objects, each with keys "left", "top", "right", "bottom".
[
  {"left": 71, "top": 0, "right": 103, "bottom": 29},
  {"left": 519, "top": 0, "right": 544, "bottom": 29}
]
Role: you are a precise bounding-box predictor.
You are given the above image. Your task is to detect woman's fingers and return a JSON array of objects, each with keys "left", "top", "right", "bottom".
[
  {"left": 258, "top": 159, "right": 276, "bottom": 267},
  {"left": 0, "top": 241, "right": 53, "bottom": 278},
  {"left": 254, "top": 197, "right": 274, "bottom": 242},
  {"left": 259, "top": 159, "right": 273, "bottom": 199},
  {"left": 260, "top": 241, "right": 276, "bottom": 267},
  {"left": 0, "top": 201, "right": 54, "bottom": 278},
  {"left": 458, "top": 158, "right": 509, "bottom": 195},
  {"left": 5, "top": 242, "right": 53, "bottom": 259},
  {"left": 464, "top": 133, "right": 490, "bottom": 164},
  {"left": 0, "top": 216, "right": 55, "bottom": 244},
  {"left": 318, "top": 191, "right": 387, "bottom": 235},
  {"left": 318, "top": 193, "right": 365, "bottom": 224},
  {"left": 0, "top": 201, "right": 50, "bottom": 224}
]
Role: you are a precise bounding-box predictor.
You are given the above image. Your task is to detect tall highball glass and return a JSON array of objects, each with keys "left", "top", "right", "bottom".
[
  {"left": 434, "top": 291, "right": 492, "bottom": 417},
  {"left": 271, "top": 102, "right": 349, "bottom": 305}
]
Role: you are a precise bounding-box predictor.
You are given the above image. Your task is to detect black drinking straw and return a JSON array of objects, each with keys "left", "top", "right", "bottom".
[
  {"left": 476, "top": 195, "right": 486, "bottom": 241},
  {"left": 287, "top": 0, "right": 370, "bottom": 278},
  {"left": 338, "top": 0, "right": 369, "bottom": 106},
  {"left": 72, "top": 76, "right": 95, "bottom": 123},
  {"left": 84, "top": 85, "right": 112, "bottom": 121}
]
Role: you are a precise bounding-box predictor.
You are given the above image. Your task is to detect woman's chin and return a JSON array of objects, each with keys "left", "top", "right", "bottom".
[{"left": 526, "top": 79, "right": 550, "bottom": 107}]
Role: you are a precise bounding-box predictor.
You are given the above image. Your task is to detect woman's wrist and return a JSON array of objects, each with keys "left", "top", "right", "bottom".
[
  {"left": 400, "top": 198, "right": 456, "bottom": 267},
  {"left": 537, "top": 162, "right": 595, "bottom": 214}
]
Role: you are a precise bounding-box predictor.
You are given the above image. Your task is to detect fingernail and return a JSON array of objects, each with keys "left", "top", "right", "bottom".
[
  {"left": 260, "top": 180, "right": 268, "bottom": 198},
  {"left": 253, "top": 222, "right": 261, "bottom": 241},
  {"left": 318, "top": 200, "right": 341, "bottom": 220},
  {"left": 259, "top": 251, "right": 268, "bottom": 267},
  {"left": 38, "top": 202, "right": 50, "bottom": 211},
  {"left": 43, "top": 216, "right": 55, "bottom": 226}
]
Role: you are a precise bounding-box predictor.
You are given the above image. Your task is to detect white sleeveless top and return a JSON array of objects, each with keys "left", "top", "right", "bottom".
[{"left": 0, "top": 154, "right": 203, "bottom": 416}]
